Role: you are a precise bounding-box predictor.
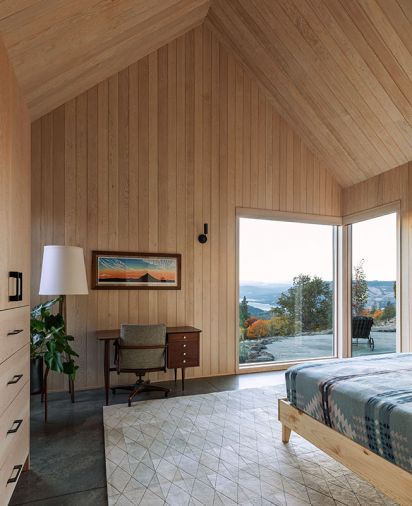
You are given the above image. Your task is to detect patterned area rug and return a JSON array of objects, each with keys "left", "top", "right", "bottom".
[{"left": 103, "top": 386, "right": 397, "bottom": 505}]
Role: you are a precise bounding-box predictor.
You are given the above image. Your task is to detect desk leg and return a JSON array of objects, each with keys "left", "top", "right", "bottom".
[
  {"left": 43, "top": 367, "right": 49, "bottom": 423},
  {"left": 181, "top": 367, "right": 185, "bottom": 391},
  {"left": 69, "top": 378, "right": 75, "bottom": 403},
  {"left": 174, "top": 368, "right": 177, "bottom": 383},
  {"left": 104, "top": 340, "right": 110, "bottom": 406}
]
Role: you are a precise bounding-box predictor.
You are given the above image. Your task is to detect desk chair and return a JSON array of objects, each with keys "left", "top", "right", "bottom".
[{"left": 112, "top": 324, "right": 170, "bottom": 406}]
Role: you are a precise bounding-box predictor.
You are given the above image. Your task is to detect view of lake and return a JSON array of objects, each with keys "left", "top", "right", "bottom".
[{"left": 240, "top": 281, "right": 396, "bottom": 318}]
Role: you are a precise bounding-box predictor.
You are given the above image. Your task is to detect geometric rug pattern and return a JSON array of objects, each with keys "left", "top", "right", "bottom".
[{"left": 103, "top": 386, "right": 398, "bottom": 505}]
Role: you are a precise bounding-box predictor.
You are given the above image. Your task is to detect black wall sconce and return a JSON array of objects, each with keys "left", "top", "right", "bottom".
[{"left": 198, "top": 223, "right": 208, "bottom": 244}]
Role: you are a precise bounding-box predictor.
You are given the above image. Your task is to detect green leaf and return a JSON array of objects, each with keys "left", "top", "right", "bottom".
[{"left": 44, "top": 350, "right": 64, "bottom": 373}]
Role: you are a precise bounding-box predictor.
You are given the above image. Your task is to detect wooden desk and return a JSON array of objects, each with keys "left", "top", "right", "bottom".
[{"left": 96, "top": 326, "right": 201, "bottom": 405}]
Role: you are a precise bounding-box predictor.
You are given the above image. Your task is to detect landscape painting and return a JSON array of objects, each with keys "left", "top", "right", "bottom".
[{"left": 92, "top": 251, "right": 181, "bottom": 290}]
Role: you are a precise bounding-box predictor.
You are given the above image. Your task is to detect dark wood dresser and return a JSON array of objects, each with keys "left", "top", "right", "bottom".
[{"left": 166, "top": 326, "right": 201, "bottom": 390}]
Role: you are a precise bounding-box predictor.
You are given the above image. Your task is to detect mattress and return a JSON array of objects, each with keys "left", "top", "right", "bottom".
[{"left": 285, "top": 353, "right": 412, "bottom": 473}]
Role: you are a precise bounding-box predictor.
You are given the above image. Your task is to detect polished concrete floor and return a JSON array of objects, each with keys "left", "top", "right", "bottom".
[{"left": 11, "top": 371, "right": 286, "bottom": 506}]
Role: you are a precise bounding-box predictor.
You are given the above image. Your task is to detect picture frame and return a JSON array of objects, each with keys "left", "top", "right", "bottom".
[{"left": 91, "top": 251, "right": 181, "bottom": 290}]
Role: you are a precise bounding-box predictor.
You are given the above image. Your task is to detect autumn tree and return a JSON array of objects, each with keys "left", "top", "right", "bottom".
[
  {"left": 272, "top": 274, "right": 332, "bottom": 334},
  {"left": 244, "top": 317, "right": 257, "bottom": 328},
  {"left": 247, "top": 319, "right": 269, "bottom": 339},
  {"left": 352, "top": 259, "right": 368, "bottom": 316}
]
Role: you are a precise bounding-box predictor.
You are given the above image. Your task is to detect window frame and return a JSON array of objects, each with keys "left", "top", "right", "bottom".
[
  {"left": 342, "top": 201, "right": 401, "bottom": 357},
  {"left": 235, "top": 207, "right": 342, "bottom": 373}
]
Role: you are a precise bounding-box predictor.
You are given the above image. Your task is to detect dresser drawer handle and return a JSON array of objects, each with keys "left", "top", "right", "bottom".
[
  {"left": 183, "top": 360, "right": 186, "bottom": 364},
  {"left": 7, "top": 374, "right": 23, "bottom": 385},
  {"left": 7, "top": 419, "right": 23, "bottom": 434},
  {"left": 7, "top": 329, "right": 23, "bottom": 336},
  {"left": 183, "top": 344, "right": 187, "bottom": 348},
  {"left": 183, "top": 335, "right": 187, "bottom": 339},
  {"left": 7, "top": 464, "right": 23, "bottom": 484},
  {"left": 183, "top": 352, "right": 186, "bottom": 356}
]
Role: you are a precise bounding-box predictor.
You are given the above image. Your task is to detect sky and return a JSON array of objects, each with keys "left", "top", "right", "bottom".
[
  {"left": 352, "top": 212, "right": 397, "bottom": 281},
  {"left": 239, "top": 213, "right": 397, "bottom": 284}
]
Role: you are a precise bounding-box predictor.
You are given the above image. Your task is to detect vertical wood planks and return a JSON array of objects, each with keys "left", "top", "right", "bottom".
[{"left": 31, "top": 25, "right": 342, "bottom": 389}]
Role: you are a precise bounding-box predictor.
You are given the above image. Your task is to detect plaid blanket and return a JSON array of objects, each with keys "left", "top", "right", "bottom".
[{"left": 285, "top": 353, "right": 412, "bottom": 473}]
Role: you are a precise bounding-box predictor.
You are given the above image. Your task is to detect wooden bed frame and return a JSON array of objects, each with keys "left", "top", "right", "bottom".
[{"left": 278, "top": 399, "right": 412, "bottom": 506}]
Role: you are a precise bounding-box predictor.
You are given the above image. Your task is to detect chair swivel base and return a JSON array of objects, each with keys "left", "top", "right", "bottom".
[{"left": 111, "top": 380, "right": 170, "bottom": 407}]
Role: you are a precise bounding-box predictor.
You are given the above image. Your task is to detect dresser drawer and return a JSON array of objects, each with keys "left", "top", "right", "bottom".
[
  {"left": 0, "top": 307, "right": 29, "bottom": 365},
  {"left": 167, "top": 341, "right": 199, "bottom": 368},
  {"left": 0, "top": 382, "right": 29, "bottom": 470},
  {"left": 0, "top": 345, "right": 29, "bottom": 415},
  {"left": 167, "top": 332, "right": 199, "bottom": 344},
  {"left": 0, "top": 414, "right": 29, "bottom": 506}
]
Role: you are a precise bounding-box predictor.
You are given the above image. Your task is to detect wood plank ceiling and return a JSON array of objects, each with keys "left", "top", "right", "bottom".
[
  {"left": 1, "top": 0, "right": 412, "bottom": 186},
  {"left": 206, "top": 0, "right": 412, "bottom": 186},
  {"left": 0, "top": 0, "right": 210, "bottom": 120}
]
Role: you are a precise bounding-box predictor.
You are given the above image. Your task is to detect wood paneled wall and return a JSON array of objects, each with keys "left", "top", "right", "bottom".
[
  {"left": 343, "top": 162, "right": 412, "bottom": 352},
  {"left": 0, "top": 35, "right": 31, "bottom": 311},
  {"left": 31, "top": 25, "right": 342, "bottom": 391}
]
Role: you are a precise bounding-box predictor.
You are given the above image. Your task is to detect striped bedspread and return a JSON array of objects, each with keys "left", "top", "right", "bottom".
[{"left": 285, "top": 353, "right": 412, "bottom": 473}]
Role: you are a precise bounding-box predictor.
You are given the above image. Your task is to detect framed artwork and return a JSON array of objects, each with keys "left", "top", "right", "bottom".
[{"left": 91, "top": 251, "right": 181, "bottom": 290}]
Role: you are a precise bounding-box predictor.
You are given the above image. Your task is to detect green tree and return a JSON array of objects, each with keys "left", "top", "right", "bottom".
[
  {"left": 239, "top": 296, "right": 250, "bottom": 328},
  {"left": 352, "top": 259, "right": 368, "bottom": 316},
  {"left": 272, "top": 274, "right": 332, "bottom": 334},
  {"left": 382, "top": 300, "right": 396, "bottom": 321},
  {"left": 267, "top": 316, "right": 293, "bottom": 337}
]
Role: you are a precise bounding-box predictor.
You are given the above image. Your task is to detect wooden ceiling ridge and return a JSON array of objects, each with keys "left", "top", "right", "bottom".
[
  {"left": 206, "top": 0, "right": 412, "bottom": 187},
  {"left": 2, "top": 0, "right": 412, "bottom": 187}
]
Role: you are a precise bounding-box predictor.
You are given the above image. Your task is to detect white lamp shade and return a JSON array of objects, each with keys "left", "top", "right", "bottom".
[{"left": 39, "top": 245, "right": 89, "bottom": 295}]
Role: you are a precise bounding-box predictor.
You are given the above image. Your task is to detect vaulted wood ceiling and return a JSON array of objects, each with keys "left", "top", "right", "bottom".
[
  {"left": 2, "top": 0, "right": 412, "bottom": 186},
  {"left": 207, "top": 0, "right": 412, "bottom": 186},
  {"left": 0, "top": 0, "right": 210, "bottom": 120}
]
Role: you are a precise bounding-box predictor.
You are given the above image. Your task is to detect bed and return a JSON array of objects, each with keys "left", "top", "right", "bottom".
[{"left": 278, "top": 353, "right": 412, "bottom": 505}]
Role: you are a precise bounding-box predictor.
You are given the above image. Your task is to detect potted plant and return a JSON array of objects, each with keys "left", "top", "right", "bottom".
[{"left": 30, "top": 297, "right": 79, "bottom": 394}]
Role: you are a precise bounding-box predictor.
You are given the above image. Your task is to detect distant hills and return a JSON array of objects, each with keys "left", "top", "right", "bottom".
[{"left": 240, "top": 280, "right": 396, "bottom": 318}]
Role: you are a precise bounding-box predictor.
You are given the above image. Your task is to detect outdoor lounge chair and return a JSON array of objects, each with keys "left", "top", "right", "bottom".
[{"left": 352, "top": 316, "right": 374, "bottom": 351}]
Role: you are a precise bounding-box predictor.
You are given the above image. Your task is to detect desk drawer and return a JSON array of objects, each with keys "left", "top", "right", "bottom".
[
  {"left": 167, "top": 332, "right": 199, "bottom": 344},
  {"left": 0, "top": 345, "right": 29, "bottom": 415},
  {"left": 0, "top": 414, "right": 29, "bottom": 506},
  {"left": 168, "top": 341, "right": 199, "bottom": 368},
  {"left": 0, "top": 307, "right": 29, "bottom": 365},
  {"left": 0, "top": 382, "right": 29, "bottom": 470}
]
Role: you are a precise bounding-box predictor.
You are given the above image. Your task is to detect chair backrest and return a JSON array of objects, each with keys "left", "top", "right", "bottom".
[
  {"left": 118, "top": 324, "right": 167, "bottom": 372},
  {"left": 352, "top": 316, "right": 374, "bottom": 340}
]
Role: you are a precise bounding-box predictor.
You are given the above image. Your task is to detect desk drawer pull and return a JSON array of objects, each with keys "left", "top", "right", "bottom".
[
  {"left": 7, "top": 374, "right": 23, "bottom": 385},
  {"left": 7, "top": 419, "right": 23, "bottom": 434},
  {"left": 183, "top": 352, "right": 186, "bottom": 356},
  {"left": 183, "top": 336, "right": 187, "bottom": 339},
  {"left": 7, "top": 464, "right": 23, "bottom": 484},
  {"left": 183, "top": 360, "right": 186, "bottom": 364},
  {"left": 183, "top": 344, "right": 187, "bottom": 348},
  {"left": 7, "top": 329, "right": 23, "bottom": 336}
]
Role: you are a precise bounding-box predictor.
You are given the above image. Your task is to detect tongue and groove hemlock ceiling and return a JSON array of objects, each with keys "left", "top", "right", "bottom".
[
  {"left": 0, "top": 0, "right": 211, "bottom": 121},
  {"left": 3, "top": 0, "right": 412, "bottom": 188}
]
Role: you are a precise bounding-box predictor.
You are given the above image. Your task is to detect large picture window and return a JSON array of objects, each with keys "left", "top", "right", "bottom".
[{"left": 238, "top": 216, "right": 337, "bottom": 365}]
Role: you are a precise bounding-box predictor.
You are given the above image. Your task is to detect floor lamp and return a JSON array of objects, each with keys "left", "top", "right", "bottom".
[{"left": 39, "top": 245, "right": 89, "bottom": 406}]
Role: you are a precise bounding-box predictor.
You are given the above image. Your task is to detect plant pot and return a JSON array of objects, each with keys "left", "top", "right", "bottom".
[{"left": 30, "top": 356, "right": 43, "bottom": 395}]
